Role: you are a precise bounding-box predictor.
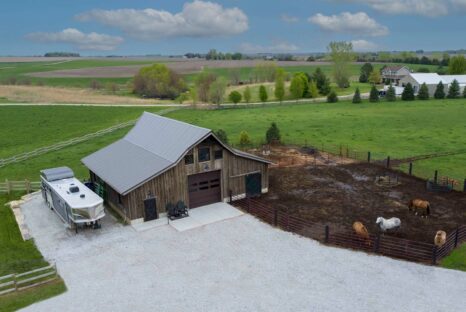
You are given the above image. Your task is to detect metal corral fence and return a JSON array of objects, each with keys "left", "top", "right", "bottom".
[
  {"left": 232, "top": 198, "right": 466, "bottom": 265},
  {"left": 0, "top": 180, "right": 41, "bottom": 194},
  {"left": 0, "top": 263, "right": 58, "bottom": 296}
]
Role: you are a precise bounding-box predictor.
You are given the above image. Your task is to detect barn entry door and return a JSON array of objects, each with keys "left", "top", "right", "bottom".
[
  {"left": 144, "top": 197, "right": 158, "bottom": 222},
  {"left": 245, "top": 173, "right": 262, "bottom": 198}
]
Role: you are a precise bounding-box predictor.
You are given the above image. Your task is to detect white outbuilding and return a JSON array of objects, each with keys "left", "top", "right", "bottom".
[{"left": 400, "top": 73, "right": 466, "bottom": 96}]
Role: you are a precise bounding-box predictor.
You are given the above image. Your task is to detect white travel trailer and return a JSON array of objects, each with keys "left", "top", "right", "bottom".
[{"left": 41, "top": 167, "right": 105, "bottom": 232}]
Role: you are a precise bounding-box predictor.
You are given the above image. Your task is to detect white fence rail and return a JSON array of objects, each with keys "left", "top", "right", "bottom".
[
  {"left": 0, "top": 264, "right": 58, "bottom": 295},
  {"left": 0, "top": 180, "right": 41, "bottom": 194}
]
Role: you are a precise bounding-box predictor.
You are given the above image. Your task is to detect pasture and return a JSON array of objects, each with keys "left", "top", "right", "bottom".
[{"left": 0, "top": 99, "right": 465, "bottom": 183}]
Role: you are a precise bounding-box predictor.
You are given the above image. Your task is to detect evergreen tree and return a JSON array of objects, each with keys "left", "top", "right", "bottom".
[
  {"left": 447, "top": 79, "right": 460, "bottom": 99},
  {"left": 386, "top": 84, "right": 396, "bottom": 102},
  {"left": 313, "top": 68, "right": 331, "bottom": 95},
  {"left": 434, "top": 81, "right": 445, "bottom": 99},
  {"left": 369, "top": 85, "right": 379, "bottom": 102},
  {"left": 243, "top": 86, "right": 252, "bottom": 103},
  {"left": 213, "top": 129, "right": 228, "bottom": 144},
  {"left": 463, "top": 85, "right": 466, "bottom": 98},
  {"left": 259, "top": 85, "right": 268, "bottom": 102},
  {"left": 417, "top": 83, "right": 429, "bottom": 100},
  {"left": 401, "top": 82, "right": 415, "bottom": 101},
  {"left": 359, "top": 63, "right": 373, "bottom": 83},
  {"left": 327, "top": 91, "right": 338, "bottom": 103},
  {"left": 265, "top": 122, "right": 281, "bottom": 144},
  {"left": 352, "top": 87, "right": 362, "bottom": 103}
]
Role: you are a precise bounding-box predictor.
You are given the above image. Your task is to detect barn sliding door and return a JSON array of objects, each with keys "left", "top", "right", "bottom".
[{"left": 245, "top": 173, "right": 262, "bottom": 198}]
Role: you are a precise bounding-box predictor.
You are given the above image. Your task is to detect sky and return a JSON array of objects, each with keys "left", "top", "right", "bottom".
[{"left": 1, "top": 0, "right": 466, "bottom": 55}]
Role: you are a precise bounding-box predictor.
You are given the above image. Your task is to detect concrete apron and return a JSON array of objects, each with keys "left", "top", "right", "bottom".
[{"left": 169, "top": 203, "right": 244, "bottom": 232}]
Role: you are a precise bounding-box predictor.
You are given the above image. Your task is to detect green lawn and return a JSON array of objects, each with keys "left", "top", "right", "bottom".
[
  {"left": 0, "top": 99, "right": 464, "bottom": 183},
  {"left": 0, "top": 193, "right": 66, "bottom": 311},
  {"left": 441, "top": 243, "right": 466, "bottom": 272},
  {"left": 0, "top": 106, "right": 166, "bottom": 158}
]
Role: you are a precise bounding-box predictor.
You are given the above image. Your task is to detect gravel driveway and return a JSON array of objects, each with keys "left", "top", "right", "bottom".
[{"left": 20, "top": 194, "right": 466, "bottom": 312}]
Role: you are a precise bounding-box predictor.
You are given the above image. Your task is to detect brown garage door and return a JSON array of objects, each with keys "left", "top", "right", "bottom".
[{"left": 188, "top": 171, "right": 221, "bottom": 208}]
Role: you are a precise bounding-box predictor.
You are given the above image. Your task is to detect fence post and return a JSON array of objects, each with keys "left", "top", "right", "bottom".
[
  {"left": 386, "top": 156, "right": 391, "bottom": 168},
  {"left": 432, "top": 246, "right": 438, "bottom": 265},
  {"left": 324, "top": 225, "right": 329, "bottom": 244},
  {"left": 434, "top": 170, "right": 438, "bottom": 184},
  {"left": 274, "top": 208, "right": 278, "bottom": 227},
  {"left": 367, "top": 152, "right": 371, "bottom": 163},
  {"left": 454, "top": 226, "right": 459, "bottom": 248},
  {"left": 374, "top": 234, "right": 381, "bottom": 253},
  {"left": 409, "top": 162, "right": 413, "bottom": 176},
  {"left": 25, "top": 179, "right": 31, "bottom": 194},
  {"left": 13, "top": 273, "right": 17, "bottom": 291},
  {"left": 5, "top": 179, "right": 11, "bottom": 195}
]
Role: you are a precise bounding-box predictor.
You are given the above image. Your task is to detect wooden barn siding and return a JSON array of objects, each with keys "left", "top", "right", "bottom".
[{"left": 103, "top": 139, "right": 269, "bottom": 220}]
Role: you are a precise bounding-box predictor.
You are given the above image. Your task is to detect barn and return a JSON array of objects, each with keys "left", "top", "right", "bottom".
[{"left": 82, "top": 112, "right": 271, "bottom": 224}]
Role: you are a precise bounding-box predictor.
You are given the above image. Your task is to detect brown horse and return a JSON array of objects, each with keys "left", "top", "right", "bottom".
[
  {"left": 408, "top": 199, "right": 431, "bottom": 217},
  {"left": 353, "top": 221, "right": 371, "bottom": 246}
]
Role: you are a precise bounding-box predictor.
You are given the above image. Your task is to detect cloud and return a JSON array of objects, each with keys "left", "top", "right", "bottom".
[
  {"left": 351, "top": 40, "right": 378, "bottom": 51},
  {"left": 334, "top": 0, "right": 449, "bottom": 17},
  {"left": 281, "top": 14, "right": 300, "bottom": 23},
  {"left": 308, "top": 12, "right": 389, "bottom": 37},
  {"left": 451, "top": 0, "right": 466, "bottom": 10},
  {"left": 76, "top": 1, "right": 248, "bottom": 40},
  {"left": 26, "top": 28, "right": 123, "bottom": 51},
  {"left": 239, "top": 42, "right": 299, "bottom": 54}
]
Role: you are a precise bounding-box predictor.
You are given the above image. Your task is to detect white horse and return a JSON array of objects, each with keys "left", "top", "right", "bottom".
[{"left": 376, "top": 217, "right": 401, "bottom": 232}]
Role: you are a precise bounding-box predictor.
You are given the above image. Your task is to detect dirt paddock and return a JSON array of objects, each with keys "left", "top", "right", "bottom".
[{"left": 257, "top": 147, "right": 466, "bottom": 244}]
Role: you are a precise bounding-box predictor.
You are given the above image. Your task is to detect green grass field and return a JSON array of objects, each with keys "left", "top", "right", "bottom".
[
  {"left": 441, "top": 244, "right": 466, "bottom": 272},
  {"left": 0, "top": 99, "right": 464, "bottom": 183},
  {"left": 0, "top": 192, "right": 67, "bottom": 311}
]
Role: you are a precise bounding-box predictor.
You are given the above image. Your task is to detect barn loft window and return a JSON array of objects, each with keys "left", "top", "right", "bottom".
[
  {"left": 214, "top": 149, "right": 223, "bottom": 160},
  {"left": 184, "top": 153, "right": 194, "bottom": 165},
  {"left": 198, "top": 147, "right": 210, "bottom": 162}
]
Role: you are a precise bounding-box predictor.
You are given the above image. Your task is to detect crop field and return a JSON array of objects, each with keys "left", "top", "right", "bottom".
[{"left": 0, "top": 99, "right": 464, "bottom": 183}]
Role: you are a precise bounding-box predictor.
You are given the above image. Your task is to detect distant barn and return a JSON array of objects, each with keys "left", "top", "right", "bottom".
[{"left": 82, "top": 112, "right": 270, "bottom": 224}]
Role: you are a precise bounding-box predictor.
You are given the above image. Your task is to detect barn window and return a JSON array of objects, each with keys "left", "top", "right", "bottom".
[
  {"left": 214, "top": 149, "right": 223, "bottom": 160},
  {"left": 184, "top": 153, "right": 194, "bottom": 165},
  {"left": 198, "top": 147, "right": 210, "bottom": 162}
]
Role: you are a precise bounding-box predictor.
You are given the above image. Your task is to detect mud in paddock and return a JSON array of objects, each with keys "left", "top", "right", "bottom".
[{"left": 260, "top": 162, "right": 466, "bottom": 244}]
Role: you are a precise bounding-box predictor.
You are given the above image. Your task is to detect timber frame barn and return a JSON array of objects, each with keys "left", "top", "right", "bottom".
[{"left": 82, "top": 112, "right": 271, "bottom": 224}]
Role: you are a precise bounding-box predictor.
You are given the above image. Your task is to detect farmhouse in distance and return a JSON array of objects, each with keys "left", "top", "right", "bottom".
[{"left": 82, "top": 112, "right": 271, "bottom": 224}]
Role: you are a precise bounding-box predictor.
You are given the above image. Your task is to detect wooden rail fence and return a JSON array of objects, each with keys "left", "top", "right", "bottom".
[
  {"left": 233, "top": 198, "right": 466, "bottom": 265},
  {"left": 0, "top": 180, "right": 41, "bottom": 194},
  {"left": 0, "top": 264, "right": 58, "bottom": 296}
]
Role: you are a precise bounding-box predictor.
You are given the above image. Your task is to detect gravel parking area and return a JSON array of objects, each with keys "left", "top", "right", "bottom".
[{"left": 20, "top": 194, "right": 466, "bottom": 312}]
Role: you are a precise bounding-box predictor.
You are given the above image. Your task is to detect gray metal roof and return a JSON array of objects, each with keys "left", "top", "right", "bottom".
[
  {"left": 82, "top": 112, "right": 270, "bottom": 195},
  {"left": 41, "top": 166, "right": 74, "bottom": 182}
]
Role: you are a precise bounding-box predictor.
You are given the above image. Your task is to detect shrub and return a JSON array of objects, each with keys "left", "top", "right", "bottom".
[
  {"left": 434, "top": 81, "right": 446, "bottom": 99},
  {"left": 90, "top": 80, "right": 102, "bottom": 90},
  {"left": 106, "top": 83, "right": 119, "bottom": 94},
  {"left": 369, "top": 85, "right": 379, "bottom": 102},
  {"left": 401, "top": 83, "right": 415, "bottom": 101},
  {"left": 133, "top": 64, "right": 186, "bottom": 99},
  {"left": 214, "top": 129, "right": 228, "bottom": 144},
  {"left": 290, "top": 75, "right": 305, "bottom": 99},
  {"left": 352, "top": 87, "right": 362, "bottom": 104},
  {"left": 417, "top": 83, "right": 429, "bottom": 100},
  {"left": 274, "top": 69, "right": 286, "bottom": 102},
  {"left": 259, "top": 85, "right": 268, "bottom": 102},
  {"left": 228, "top": 90, "right": 242, "bottom": 104},
  {"left": 195, "top": 72, "right": 217, "bottom": 102},
  {"left": 243, "top": 86, "right": 252, "bottom": 103},
  {"left": 308, "top": 80, "right": 319, "bottom": 98},
  {"left": 239, "top": 131, "right": 251, "bottom": 146},
  {"left": 266, "top": 122, "right": 281, "bottom": 144},
  {"left": 447, "top": 79, "right": 460, "bottom": 99},
  {"left": 386, "top": 85, "right": 396, "bottom": 102},
  {"left": 327, "top": 91, "right": 338, "bottom": 103},
  {"left": 209, "top": 77, "right": 227, "bottom": 105}
]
